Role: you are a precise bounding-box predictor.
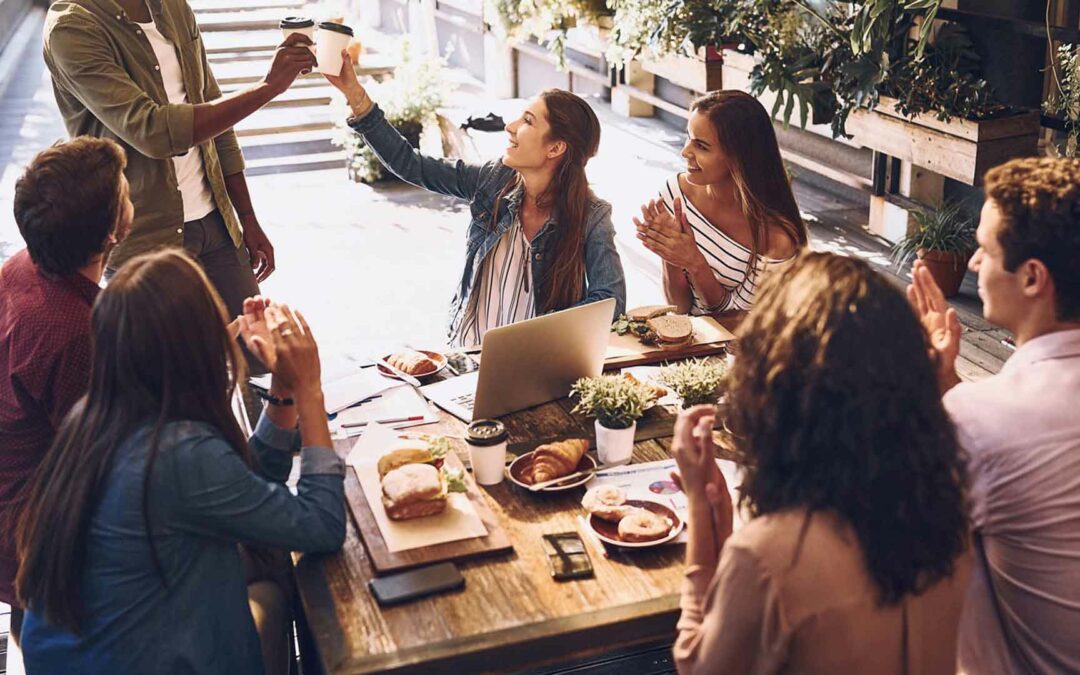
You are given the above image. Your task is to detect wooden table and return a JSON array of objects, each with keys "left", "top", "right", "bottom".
[{"left": 293, "top": 314, "right": 744, "bottom": 674}]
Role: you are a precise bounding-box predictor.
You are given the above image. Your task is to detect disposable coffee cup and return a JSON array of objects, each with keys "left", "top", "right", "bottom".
[
  {"left": 466, "top": 419, "right": 508, "bottom": 486},
  {"left": 279, "top": 16, "right": 315, "bottom": 53},
  {"left": 316, "top": 21, "right": 354, "bottom": 76}
]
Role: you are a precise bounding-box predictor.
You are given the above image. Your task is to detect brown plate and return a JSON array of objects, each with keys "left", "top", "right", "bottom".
[
  {"left": 378, "top": 350, "right": 447, "bottom": 379},
  {"left": 507, "top": 452, "right": 597, "bottom": 492},
  {"left": 588, "top": 499, "right": 684, "bottom": 548}
]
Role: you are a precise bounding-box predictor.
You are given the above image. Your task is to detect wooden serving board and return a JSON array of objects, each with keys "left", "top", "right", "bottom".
[
  {"left": 604, "top": 316, "right": 735, "bottom": 369},
  {"left": 348, "top": 451, "right": 514, "bottom": 574}
]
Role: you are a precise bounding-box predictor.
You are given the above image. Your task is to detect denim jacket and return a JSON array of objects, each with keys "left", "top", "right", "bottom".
[
  {"left": 21, "top": 413, "right": 345, "bottom": 675},
  {"left": 349, "top": 105, "right": 626, "bottom": 342}
]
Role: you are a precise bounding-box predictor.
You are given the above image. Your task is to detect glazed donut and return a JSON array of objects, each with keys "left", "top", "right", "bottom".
[
  {"left": 581, "top": 485, "right": 633, "bottom": 522},
  {"left": 618, "top": 509, "right": 673, "bottom": 542}
]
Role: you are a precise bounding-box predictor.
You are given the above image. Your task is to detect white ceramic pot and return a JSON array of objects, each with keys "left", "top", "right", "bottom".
[{"left": 595, "top": 420, "right": 636, "bottom": 466}]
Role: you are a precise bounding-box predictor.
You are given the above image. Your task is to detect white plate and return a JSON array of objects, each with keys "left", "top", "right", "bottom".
[
  {"left": 378, "top": 350, "right": 448, "bottom": 380},
  {"left": 507, "top": 452, "right": 597, "bottom": 492}
]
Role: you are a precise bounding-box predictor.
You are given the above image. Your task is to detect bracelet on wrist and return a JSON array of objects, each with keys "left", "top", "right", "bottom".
[{"left": 255, "top": 389, "right": 294, "bottom": 407}]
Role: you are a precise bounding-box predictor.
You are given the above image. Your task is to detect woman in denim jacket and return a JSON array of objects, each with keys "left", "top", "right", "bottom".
[
  {"left": 16, "top": 250, "right": 345, "bottom": 675},
  {"left": 325, "top": 60, "right": 626, "bottom": 346}
]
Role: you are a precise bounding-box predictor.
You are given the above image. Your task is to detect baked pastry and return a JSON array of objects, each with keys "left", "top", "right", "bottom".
[
  {"left": 646, "top": 314, "right": 693, "bottom": 349},
  {"left": 377, "top": 445, "right": 465, "bottom": 521},
  {"left": 527, "top": 439, "right": 588, "bottom": 484},
  {"left": 381, "top": 463, "right": 448, "bottom": 520},
  {"left": 622, "top": 372, "right": 667, "bottom": 403},
  {"left": 582, "top": 485, "right": 635, "bottom": 522},
  {"left": 618, "top": 509, "right": 673, "bottom": 542},
  {"left": 387, "top": 350, "right": 438, "bottom": 376},
  {"left": 626, "top": 305, "right": 678, "bottom": 322}
]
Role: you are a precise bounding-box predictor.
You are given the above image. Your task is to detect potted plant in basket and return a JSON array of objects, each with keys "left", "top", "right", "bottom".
[
  {"left": 570, "top": 375, "right": 653, "bottom": 466},
  {"left": 658, "top": 358, "right": 727, "bottom": 409},
  {"left": 892, "top": 201, "right": 977, "bottom": 298}
]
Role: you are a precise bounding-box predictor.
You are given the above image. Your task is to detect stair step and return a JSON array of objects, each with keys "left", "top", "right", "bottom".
[
  {"left": 261, "top": 84, "right": 336, "bottom": 109},
  {"left": 245, "top": 149, "right": 343, "bottom": 169},
  {"left": 197, "top": 10, "right": 291, "bottom": 32},
  {"left": 202, "top": 29, "right": 280, "bottom": 53},
  {"left": 234, "top": 104, "right": 334, "bottom": 137},
  {"left": 239, "top": 127, "right": 338, "bottom": 150},
  {"left": 191, "top": 0, "right": 302, "bottom": 14},
  {"left": 219, "top": 76, "right": 330, "bottom": 94},
  {"left": 213, "top": 56, "right": 394, "bottom": 87}
]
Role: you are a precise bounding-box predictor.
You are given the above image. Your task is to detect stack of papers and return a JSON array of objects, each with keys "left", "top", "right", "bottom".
[
  {"left": 250, "top": 354, "right": 397, "bottom": 414},
  {"left": 332, "top": 386, "right": 440, "bottom": 437}
]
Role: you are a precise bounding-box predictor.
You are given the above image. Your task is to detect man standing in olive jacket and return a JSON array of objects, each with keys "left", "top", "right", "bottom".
[{"left": 43, "top": 0, "right": 315, "bottom": 316}]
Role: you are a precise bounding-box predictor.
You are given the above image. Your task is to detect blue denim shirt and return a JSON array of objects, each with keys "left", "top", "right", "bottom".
[
  {"left": 21, "top": 414, "right": 346, "bottom": 675},
  {"left": 349, "top": 105, "right": 626, "bottom": 342}
]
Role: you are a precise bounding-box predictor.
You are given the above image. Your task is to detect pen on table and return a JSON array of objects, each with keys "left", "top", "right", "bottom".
[
  {"left": 576, "top": 515, "right": 608, "bottom": 559},
  {"left": 341, "top": 415, "right": 425, "bottom": 429}
]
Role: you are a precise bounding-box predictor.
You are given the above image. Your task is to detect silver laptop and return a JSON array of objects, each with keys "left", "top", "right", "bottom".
[{"left": 421, "top": 298, "right": 616, "bottom": 421}]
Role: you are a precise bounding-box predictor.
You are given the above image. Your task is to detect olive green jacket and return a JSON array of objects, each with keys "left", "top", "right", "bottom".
[{"left": 43, "top": 0, "right": 246, "bottom": 268}]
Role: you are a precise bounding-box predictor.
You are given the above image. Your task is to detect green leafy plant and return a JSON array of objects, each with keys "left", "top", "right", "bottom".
[
  {"left": 487, "top": 0, "right": 610, "bottom": 67},
  {"left": 570, "top": 375, "right": 653, "bottom": 429},
  {"left": 1045, "top": 43, "right": 1080, "bottom": 158},
  {"left": 657, "top": 358, "right": 727, "bottom": 409},
  {"left": 890, "top": 201, "right": 977, "bottom": 268},
  {"left": 606, "top": 0, "right": 732, "bottom": 66},
  {"left": 331, "top": 39, "right": 455, "bottom": 183}
]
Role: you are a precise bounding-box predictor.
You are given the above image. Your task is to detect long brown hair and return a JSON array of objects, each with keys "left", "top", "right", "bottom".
[
  {"left": 492, "top": 89, "right": 601, "bottom": 312},
  {"left": 722, "top": 252, "right": 968, "bottom": 604},
  {"left": 691, "top": 90, "right": 808, "bottom": 275},
  {"left": 16, "top": 249, "right": 248, "bottom": 632}
]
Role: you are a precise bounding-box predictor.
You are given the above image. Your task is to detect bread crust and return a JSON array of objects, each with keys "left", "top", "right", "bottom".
[
  {"left": 378, "top": 447, "right": 434, "bottom": 478},
  {"left": 383, "top": 495, "right": 448, "bottom": 520}
]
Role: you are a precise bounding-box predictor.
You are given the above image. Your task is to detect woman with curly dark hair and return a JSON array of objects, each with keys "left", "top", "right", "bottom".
[{"left": 672, "top": 252, "right": 971, "bottom": 674}]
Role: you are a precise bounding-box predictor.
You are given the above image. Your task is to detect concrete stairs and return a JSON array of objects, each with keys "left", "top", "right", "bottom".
[{"left": 191, "top": 3, "right": 396, "bottom": 177}]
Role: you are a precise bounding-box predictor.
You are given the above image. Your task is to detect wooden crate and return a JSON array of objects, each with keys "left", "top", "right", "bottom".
[
  {"left": 639, "top": 46, "right": 723, "bottom": 93},
  {"left": 847, "top": 97, "right": 1040, "bottom": 185}
]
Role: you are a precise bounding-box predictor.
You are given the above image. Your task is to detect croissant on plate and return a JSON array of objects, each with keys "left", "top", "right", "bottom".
[{"left": 528, "top": 439, "right": 588, "bottom": 484}]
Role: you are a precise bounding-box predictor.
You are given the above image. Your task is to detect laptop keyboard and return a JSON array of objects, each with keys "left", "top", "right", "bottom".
[{"left": 451, "top": 392, "right": 475, "bottom": 414}]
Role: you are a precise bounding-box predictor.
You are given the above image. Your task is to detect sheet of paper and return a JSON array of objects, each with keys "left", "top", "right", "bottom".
[
  {"left": 251, "top": 355, "right": 397, "bottom": 414},
  {"left": 347, "top": 423, "right": 488, "bottom": 553},
  {"left": 586, "top": 458, "right": 746, "bottom": 543},
  {"left": 331, "top": 386, "right": 440, "bottom": 438}
]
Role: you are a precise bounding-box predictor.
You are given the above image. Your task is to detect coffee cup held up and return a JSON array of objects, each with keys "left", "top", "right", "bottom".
[
  {"left": 316, "top": 21, "right": 354, "bottom": 76},
  {"left": 279, "top": 16, "right": 315, "bottom": 54}
]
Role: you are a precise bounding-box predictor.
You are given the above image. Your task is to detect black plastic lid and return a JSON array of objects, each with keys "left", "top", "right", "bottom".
[
  {"left": 466, "top": 419, "right": 507, "bottom": 446},
  {"left": 318, "top": 21, "right": 354, "bottom": 36},
  {"left": 280, "top": 16, "right": 314, "bottom": 28}
]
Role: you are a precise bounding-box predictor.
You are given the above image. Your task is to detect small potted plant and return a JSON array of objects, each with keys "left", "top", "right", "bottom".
[
  {"left": 570, "top": 374, "right": 652, "bottom": 466},
  {"left": 658, "top": 358, "right": 727, "bottom": 409},
  {"left": 891, "top": 201, "right": 977, "bottom": 297}
]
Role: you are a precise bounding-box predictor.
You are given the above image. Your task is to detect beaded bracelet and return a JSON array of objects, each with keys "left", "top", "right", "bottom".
[{"left": 255, "top": 389, "right": 294, "bottom": 407}]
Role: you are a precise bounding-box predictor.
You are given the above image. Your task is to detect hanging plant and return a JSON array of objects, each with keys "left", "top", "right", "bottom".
[
  {"left": 606, "top": 0, "right": 732, "bottom": 66},
  {"left": 487, "top": 0, "right": 611, "bottom": 68}
]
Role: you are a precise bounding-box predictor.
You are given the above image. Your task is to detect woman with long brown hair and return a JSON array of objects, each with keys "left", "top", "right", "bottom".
[
  {"left": 670, "top": 252, "right": 970, "bottom": 673},
  {"left": 635, "top": 90, "right": 808, "bottom": 313},
  {"left": 15, "top": 250, "right": 345, "bottom": 674},
  {"left": 324, "top": 61, "right": 625, "bottom": 346}
]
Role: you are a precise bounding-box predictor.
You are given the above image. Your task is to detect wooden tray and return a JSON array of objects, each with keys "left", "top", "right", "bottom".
[
  {"left": 604, "top": 316, "right": 735, "bottom": 369},
  {"left": 348, "top": 452, "right": 514, "bottom": 574}
]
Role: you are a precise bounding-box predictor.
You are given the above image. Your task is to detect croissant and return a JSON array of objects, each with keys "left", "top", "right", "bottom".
[{"left": 529, "top": 439, "right": 588, "bottom": 484}]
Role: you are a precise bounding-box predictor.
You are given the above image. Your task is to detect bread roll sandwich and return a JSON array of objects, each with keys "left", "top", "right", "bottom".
[
  {"left": 645, "top": 314, "right": 693, "bottom": 349},
  {"left": 613, "top": 306, "right": 694, "bottom": 349},
  {"left": 626, "top": 305, "right": 678, "bottom": 322},
  {"left": 378, "top": 445, "right": 467, "bottom": 521}
]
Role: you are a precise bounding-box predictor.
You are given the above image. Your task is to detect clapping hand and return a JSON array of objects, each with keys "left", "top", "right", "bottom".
[
  {"left": 237, "top": 296, "right": 274, "bottom": 369},
  {"left": 671, "top": 405, "right": 733, "bottom": 537},
  {"left": 906, "top": 261, "right": 962, "bottom": 391},
  {"left": 634, "top": 197, "right": 705, "bottom": 271}
]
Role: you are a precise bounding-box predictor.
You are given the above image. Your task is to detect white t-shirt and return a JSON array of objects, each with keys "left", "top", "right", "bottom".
[{"left": 137, "top": 18, "right": 216, "bottom": 222}]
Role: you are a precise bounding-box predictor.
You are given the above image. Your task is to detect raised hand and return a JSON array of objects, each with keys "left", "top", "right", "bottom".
[
  {"left": 261, "top": 304, "right": 322, "bottom": 401},
  {"left": 323, "top": 50, "right": 372, "bottom": 117},
  {"left": 906, "top": 261, "right": 962, "bottom": 392},
  {"left": 237, "top": 296, "right": 274, "bottom": 369},
  {"left": 263, "top": 33, "right": 318, "bottom": 95},
  {"left": 672, "top": 404, "right": 734, "bottom": 544},
  {"left": 634, "top": 197, "right": 705, "bottom": 271}
]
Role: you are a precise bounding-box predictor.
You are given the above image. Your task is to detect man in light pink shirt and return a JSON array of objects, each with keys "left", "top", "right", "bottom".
[{"left": 908, "top": 157, "right": 1080, "bottom": 674}]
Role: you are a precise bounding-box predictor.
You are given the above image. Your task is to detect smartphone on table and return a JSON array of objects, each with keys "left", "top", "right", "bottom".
[
  {"left": 368, "top": 562, "right": 465, "bottom": 606},
  {"left": 543, "top": 532, "right": 594, "bottom": 581},
  {"left": 446, "top": 351, "right": 479, "bottom": 376}
]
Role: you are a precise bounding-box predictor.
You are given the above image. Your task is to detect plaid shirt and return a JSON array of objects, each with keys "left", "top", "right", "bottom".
[{"left": 0, "top": 250, "right": 99, "bottom": 605}]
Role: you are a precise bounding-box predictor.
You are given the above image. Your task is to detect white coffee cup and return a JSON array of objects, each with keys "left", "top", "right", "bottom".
[
  {"left": 317, "top": 21, "right": 354, "bottom": 76},
  {"left": 466, "top": 419, "right": 508, "bottom": 486},
  {"left": 279, "top": 17, "right": 315, "bottom": 54}
]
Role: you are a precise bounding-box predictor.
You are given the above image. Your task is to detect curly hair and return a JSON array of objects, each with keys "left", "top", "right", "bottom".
[
  {"left": 984, "top": 157, "right": 1080, "bottom": 320},
  {"left": 722, "top": 252, "right": 969, "bottom": 605}
]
